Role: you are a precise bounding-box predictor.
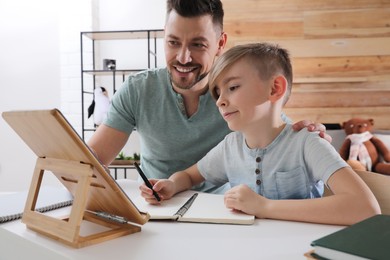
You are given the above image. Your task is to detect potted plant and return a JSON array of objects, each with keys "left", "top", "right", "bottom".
[{"left": 111, "top": 151, "right": 140, "bottom": 165}]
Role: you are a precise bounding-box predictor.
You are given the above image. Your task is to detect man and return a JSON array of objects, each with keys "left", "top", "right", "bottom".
[{"left": 88, "top": 0, "right": 329, "bottom": 193}]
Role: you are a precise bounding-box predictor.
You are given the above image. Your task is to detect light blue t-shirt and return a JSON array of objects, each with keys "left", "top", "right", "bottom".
[
  {"left": 104, "top": 68, "right": 231, "bottom": 192},
  {"left": 197, "top": 124, "right": 349, "bottom": 199}
]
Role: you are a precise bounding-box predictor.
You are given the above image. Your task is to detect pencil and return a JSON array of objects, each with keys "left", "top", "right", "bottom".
[{"left": 134, "top": 162, "right": 161, "bottom": 201}]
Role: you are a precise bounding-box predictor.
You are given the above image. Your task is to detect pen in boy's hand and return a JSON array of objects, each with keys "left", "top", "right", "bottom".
[{"left": 134, "top": 162, "right": 161, "bottom": 201}]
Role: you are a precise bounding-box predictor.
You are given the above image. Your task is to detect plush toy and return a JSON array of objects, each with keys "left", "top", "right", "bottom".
[
  {"left": 339, "top": 118, "right": 390, "bottom": 175},
  {"left": 88, "top": 86, "right": 110, "bottom": 126}
]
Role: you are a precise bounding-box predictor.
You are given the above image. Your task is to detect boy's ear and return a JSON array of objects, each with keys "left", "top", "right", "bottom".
[{"left": 270, "top": 75, "right": 287, "bottom": 102}]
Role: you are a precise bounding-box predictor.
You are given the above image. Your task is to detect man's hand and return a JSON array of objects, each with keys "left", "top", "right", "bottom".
[{"left": 292, "top": 120, "right": 332, "bottom": 143}]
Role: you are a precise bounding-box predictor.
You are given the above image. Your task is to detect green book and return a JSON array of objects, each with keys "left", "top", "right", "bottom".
[{"left": 311, "top": 215, "right": 390, "bottom": 260}]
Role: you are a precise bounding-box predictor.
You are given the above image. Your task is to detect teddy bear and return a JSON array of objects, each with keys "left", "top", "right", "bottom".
[{"left": 339, "top": 118, "right": 390, "bottom": 175}]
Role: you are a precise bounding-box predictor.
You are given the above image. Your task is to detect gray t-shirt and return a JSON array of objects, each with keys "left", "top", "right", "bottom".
[
  {"left": 104, "top": 68, "right": 231, "bottom": 192},
  {"left": 198, "top": 124, "right": 349, "bottom": 199}
]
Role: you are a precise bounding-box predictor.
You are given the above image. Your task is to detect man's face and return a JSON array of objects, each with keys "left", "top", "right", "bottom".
[{"left": 164, "top": 10, "right": 225, "bottom": 91}]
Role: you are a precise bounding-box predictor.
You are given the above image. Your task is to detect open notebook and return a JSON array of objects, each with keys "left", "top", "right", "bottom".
[{"left": 118, "top": 180, "right": 255, "bottom": 225}]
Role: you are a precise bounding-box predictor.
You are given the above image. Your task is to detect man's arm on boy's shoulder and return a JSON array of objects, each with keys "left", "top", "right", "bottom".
[
  {"left": 281, "top": 112, "right": 331, "bottom": 143},
  {"left": 292, "top": 120, "right": 332, "bottom": 143}
]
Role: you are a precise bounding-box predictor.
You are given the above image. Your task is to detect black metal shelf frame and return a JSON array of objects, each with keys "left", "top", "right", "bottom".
[
  {"left": 80, "top": 29, "right": 164, "bottom": 140},
  {"left": 80, "top": 29, "right": 164, "bottom": 178}
]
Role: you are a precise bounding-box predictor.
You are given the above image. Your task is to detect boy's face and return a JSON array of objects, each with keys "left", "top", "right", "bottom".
[
  {"left": 214, "top": 58, "right": 272, "bottom": 132},
  {"left": 164, "top": 10, "right": 225, "bottom": 91}
]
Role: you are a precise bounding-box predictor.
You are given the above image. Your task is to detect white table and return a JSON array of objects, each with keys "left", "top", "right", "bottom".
[{"left": 0, "top": 181, "right": 344, "bottom": 260}]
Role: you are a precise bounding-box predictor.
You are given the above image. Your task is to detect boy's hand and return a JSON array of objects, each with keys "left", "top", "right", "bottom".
[
  {"left": 292, "top": 120, "right": 332, "bottom": 143},
  {"left": 224, "top": 184, "right": 266, "bottom": 218},
  {"left": 139, "top": 179, "right": 175, "bottom": 204}
]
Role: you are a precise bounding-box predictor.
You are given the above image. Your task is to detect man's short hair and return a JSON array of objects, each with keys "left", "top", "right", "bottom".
[{"left": 166, "top": 0, "right": 224, "bottom": 32}]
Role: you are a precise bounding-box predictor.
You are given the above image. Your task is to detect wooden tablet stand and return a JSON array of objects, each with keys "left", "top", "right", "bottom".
[
  {"left": 2, "top": 109, "right": 150, "bottom": 248},
  {"left": 22, "top": 157, "right": 140, "bottom": 248}
]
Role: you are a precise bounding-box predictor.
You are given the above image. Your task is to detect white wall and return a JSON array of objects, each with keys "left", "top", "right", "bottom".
[
  {"left": 0, "top": 0, "right": 166, "bottom": 192},
  {"left": 0, "top": 0, "right": 62, "bottom": 191},
  {"left": 97, "top": 0, "right": 165, "bottom": 30}
]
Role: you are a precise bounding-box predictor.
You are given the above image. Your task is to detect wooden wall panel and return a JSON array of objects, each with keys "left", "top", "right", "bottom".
[
  {"left": 304, "top": 9, "right": 390, "bottom": 38},
  {"left": 225, "top": 20, "right": 303, "bottom": 43},
  {"left": 291, "top": 81, "right": 390, "bottom": 93},
  {"left": 222, "top": 0, "right": 390, "bottom": 129},
  {"left": 287, "top": 82, "right": 390, "bottom": 106},
  {"left": 267, "top": 38, "right": 390, "bottom": 58},
  {"left": 222, "top": 0, "right": 390, "bottom": 13},
  {"left": 287, "top": 91, "right": 390, "bottom": 108},
  {"left": 292, "top": 56, "right": 390, "bottom": 82}
]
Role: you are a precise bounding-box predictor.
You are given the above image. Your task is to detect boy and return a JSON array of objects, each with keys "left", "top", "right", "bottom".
[{"left": 140, "top": 43, "right": 380, "bottom": 225}]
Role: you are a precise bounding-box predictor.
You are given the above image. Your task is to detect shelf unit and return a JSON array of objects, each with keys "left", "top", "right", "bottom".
[
  {"left": 80, "top": 29, "right": 164, "bottom": 140},
  {"left": 80, "top": 30, "right": 164, "bottom": 178}
]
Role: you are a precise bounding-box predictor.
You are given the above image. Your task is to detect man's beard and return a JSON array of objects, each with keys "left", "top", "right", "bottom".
[{"left": 168, "top": 70, "right": 209, "bottom": 90}]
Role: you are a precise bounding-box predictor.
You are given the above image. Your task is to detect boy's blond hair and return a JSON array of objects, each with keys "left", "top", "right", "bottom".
[{"left": 208, "top": 43, "right": 293, "bottom": 105}]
